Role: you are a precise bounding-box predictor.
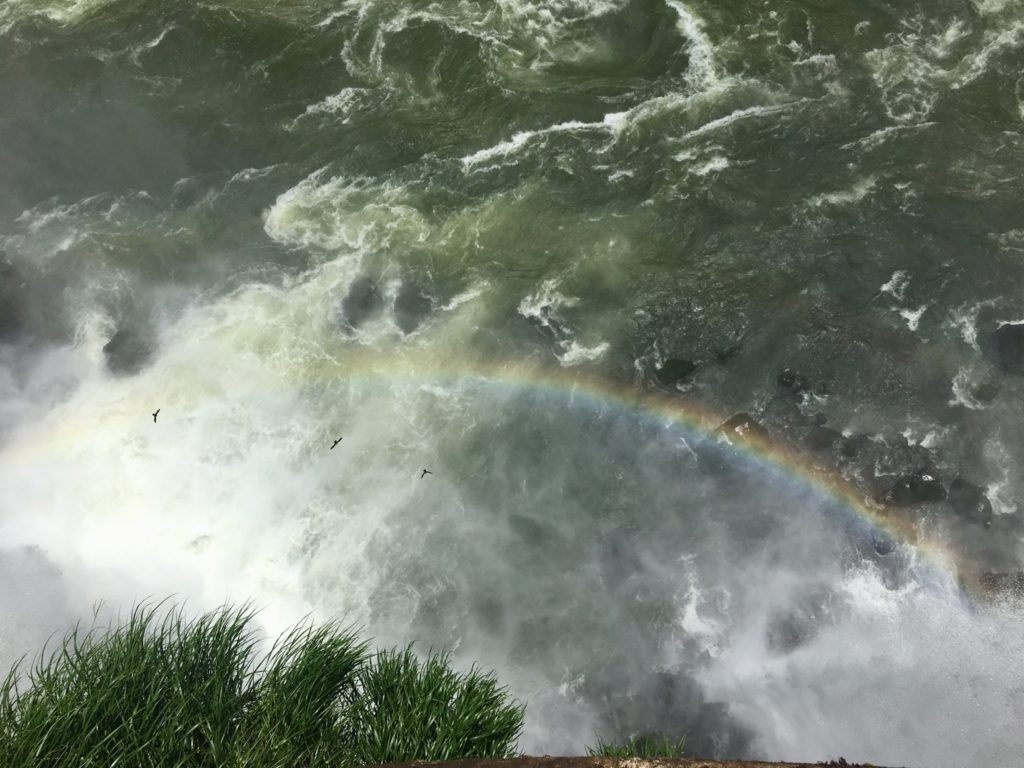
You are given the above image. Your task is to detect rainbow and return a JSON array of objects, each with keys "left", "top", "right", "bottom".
[
  {"left": 2, "top": 346, "right": 983, "bottom": 595},
  {"left": 293, "top": 350, "right": 981, "bottom": 594}
]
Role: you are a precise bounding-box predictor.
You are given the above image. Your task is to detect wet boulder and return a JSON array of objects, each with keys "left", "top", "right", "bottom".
[
  {"left": 777, "top": 368, "right": 810, "bottom": 396},
  {"left": 972, "top": 378, "right": 1000, "bottom": 404},
  {"left": 871, "top": 533, "right": 897, "bottom": 556},
  {"left": 394, "top": 282, "right": 432, "bottom": 334},
  {"left": 714, "top": 333, "right": 743, "bottom": 363},
  {"left": 656, "top": 358, "right": 696, "bottom": 387},
  {"left": 840, "top": 433, "right": 870, "bottom": 458},
  {"left": 804, "top": 425, "right": 842, "bottom": 452},
  {"left": 765, "top": 588, "right": 831, "bottom": 654},
  {"left": 341, "top": 277, "right": 382, "bottom": 329},
  {"left": 716, "top": 412, "right": 769, "bottom": 443},
  {"left": 714, "top": 344, "right": 741, "bottom": 363},
  {"left": 994, "top": 323, "right": 1024, "bottom": 375},
  {"left": 103, "top": 328, "right": 154, "bottom": 375},
  {"left": 948, "top": 478, "right": 993, "bottom": 528},
  {"left": 765, "top": 611, "right": 815, "bottom": 654},
  {"left": 879, "top": 471, "right": 946, "bottom": 506}
]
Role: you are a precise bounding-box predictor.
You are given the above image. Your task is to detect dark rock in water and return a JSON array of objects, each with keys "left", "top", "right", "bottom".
[
  {"left": 880, "top": 471, "right": 946, "bottom": 506},
  {"left": 765, "top": 611, "right": 815, "bottom": 654},
  {"left": 0, "top": 259, "right": 24, "bottom": 339},
  {"left": 804, "top": 425, "right": 841, "bottom": 452},
  {"left": 103, "top": 328, "right": 154, "bottom": 375},
  {"left": 948, "top": 478, "right": 993, "bottom": 528},
  {"left": 973, "top": 379, "right": 1000, "bottom": 403},
  {"left": 765, "top": 588, "right": 832, "bottom": 654},
  {"left": 840, "top": 433, "right": 869, "bottom": 458},
  {"left": 994, "top": 323, "right": 1024, "bottom": 375},
  {"left": 656, "top": 358, "right": 696, "bottom": 387},
  {"left": 777, "top": 368, "right": 810, "bottom": 395},
  {"left": 341, "top": 277, "right": 382, "bottom": 329},
  {"left": 871, "top": 533, "right": 897, "bottom": 556},
  {"left": 394, "top": 282, "right": 432, "bottom": 334},
  {"left": 810, "top": 412, "right": 828, "bottom": 426},
  {"left": 716, "top": 412, "right": 769, "bottom": 443},
  {"left": 712, "top": 328, "right": 745, "bottom": 364},
  {"left": 714, "top": 341, "right": 741, "bottom": 363}
]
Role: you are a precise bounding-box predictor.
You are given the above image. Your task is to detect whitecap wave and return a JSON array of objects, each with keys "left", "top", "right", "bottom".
[{"left": 264, "top": 172, "right": 429, "bottom": 254}]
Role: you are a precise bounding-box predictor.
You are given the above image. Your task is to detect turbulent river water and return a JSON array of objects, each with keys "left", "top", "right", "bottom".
[{"left": 2, "top": 0, "right": 1024, "bottom": 764}]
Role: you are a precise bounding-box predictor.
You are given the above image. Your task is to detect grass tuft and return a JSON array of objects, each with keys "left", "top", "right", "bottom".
[
  {"left": 1, "top": 601, "right": 260, "bottom": 767},
  {"left": 587, "top": 733, "right": 687, "bottom": 758},
  {"left": 347, "top": 645, "right": 525, "bottom": 765},
  {"left": 0, "top": 602, "right": 524, "bottom": 767}
]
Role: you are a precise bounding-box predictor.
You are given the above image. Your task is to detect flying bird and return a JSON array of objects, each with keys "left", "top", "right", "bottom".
[
  {"left": 420, "top": 469, "right": 433, "bottom": 479},
  {"left": 331, "top": 437, "right": 343, "bottom": 450},
  {"left": 152, "top": 409, "right": 160, "bottom": 423}
]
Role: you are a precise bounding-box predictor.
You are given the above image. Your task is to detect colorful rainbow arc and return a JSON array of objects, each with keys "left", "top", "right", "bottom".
[
  {"left": 307, "top": 352, "right": 982, "bottom": 595},
  {"left": 3, "top": 348, "right": 986, "bottom": 596}
]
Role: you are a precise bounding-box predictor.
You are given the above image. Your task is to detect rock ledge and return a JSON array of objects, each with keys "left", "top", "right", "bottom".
[{"left": 382, "top": 756, "right": 896, "bottom": 768}]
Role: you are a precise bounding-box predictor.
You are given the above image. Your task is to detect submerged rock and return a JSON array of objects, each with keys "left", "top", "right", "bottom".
[
  {"left": 714, "top": 344, "right": 741, "bottom": 363},
  {"left": 804, "top": 425, "right": 841, "bottom": 452},
  {"left": 972, "top": 378, "right": 1000, "bottom": 404},
  {"left": 879, "top": 471, "right": 946, "bottom": 506},
  {"left": 103, "top": 328, "right": 154, "bottom": 375},
  {"left": 948, "top": 478, "right": 993, "bottom": 528},
  {"left": 777, "top": 368, "right": 810, "bottom": 396},
  {"left": 341, "top": 277, "right": 382, "bottom": 329},
  {"left": 716, "top": 412, "right": 769, "bottom": 443},
  {"left": 394, "top": 282, "right": 432, "bottom": 334},
  {"left": 714, "top": 335, "right": 743, "bottom": 363},
  {"left": 994, "top": 323, "right": 1024, "bottom": 375},
  {"left": 656, "top": 358, "right": 696, "bottom": 387},
  {"left": 871, "top": 533, "right": 897, "bottom": 556},
  {"left": 839, "top": 433, "right": 869, "bottom": 458}
]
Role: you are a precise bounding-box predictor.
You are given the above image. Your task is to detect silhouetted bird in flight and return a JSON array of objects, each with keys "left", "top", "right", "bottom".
[
  {"left": 420, "top": 469, "right": 432, "bottom": 479},
  {"left": 152, "top": 409, "right": 160, "bottom": 423},
  {"left": 331, "top": 437, "right": 343, "bottom": 450}
]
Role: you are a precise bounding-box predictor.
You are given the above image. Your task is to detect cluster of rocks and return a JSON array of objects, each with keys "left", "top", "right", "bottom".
[
  {"left": 695, "top": 365, "right": 1000, "bottom": 532},
  {"left": 96, "top": 274, "right": 437, "bottom": 377},
  {"left": 340, "top": 276, "right": 433, "bottom": 335},
  {"left": 873, "top": 472, "right": 992, "bottom": 525},
  {"left": 650, "top": 334, "right": 1023, "bottom": 654}
]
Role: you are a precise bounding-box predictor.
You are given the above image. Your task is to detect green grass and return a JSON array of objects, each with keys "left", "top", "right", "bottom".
[
  {"left": 347, "top": 646, "right": 526, "bottom": 765},
  {"left": 587, "top": 734, "right": 687, "bottom": 758},
  {"left": 0, "top": 602, "right": 523, "bottom": 767}
]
